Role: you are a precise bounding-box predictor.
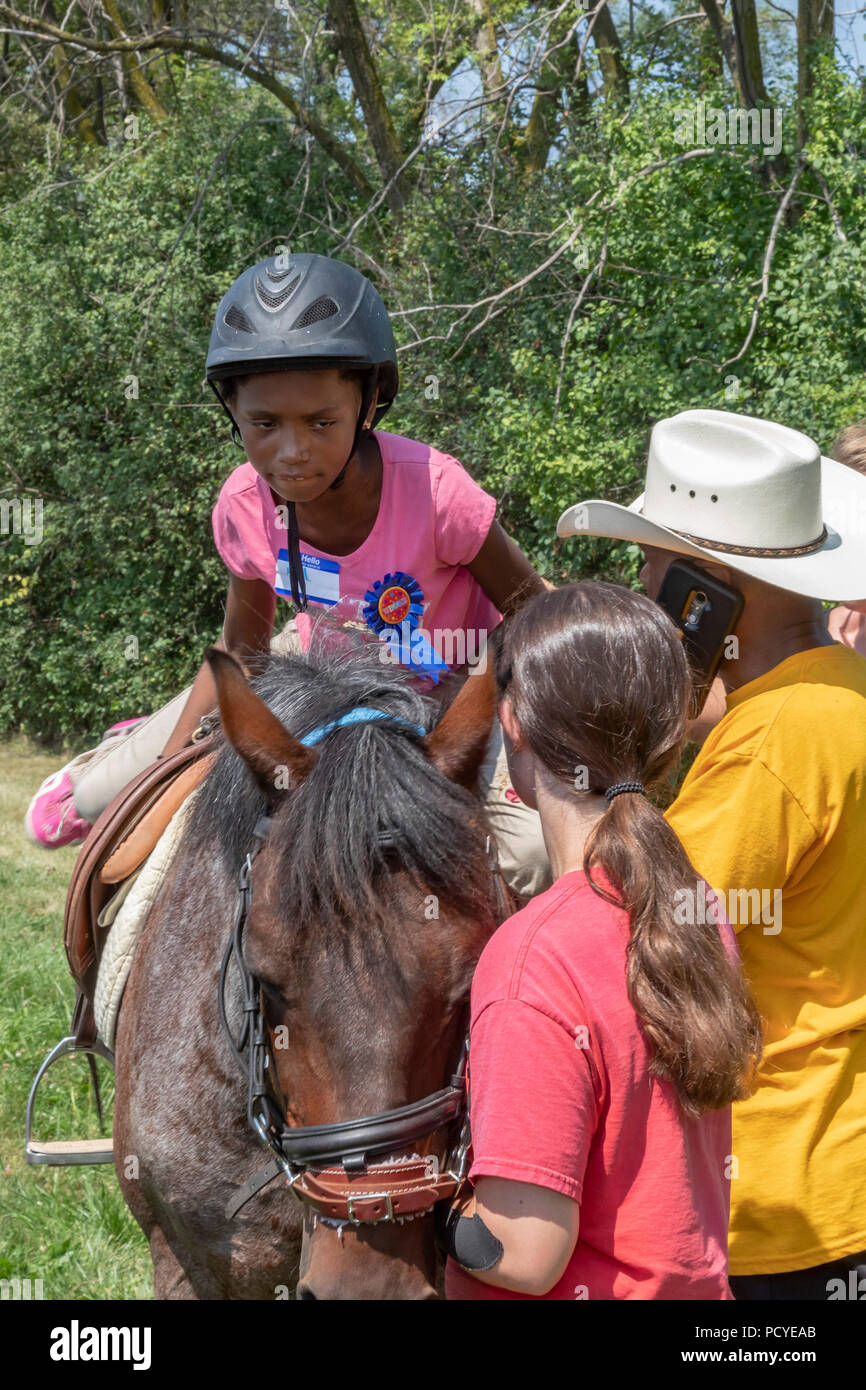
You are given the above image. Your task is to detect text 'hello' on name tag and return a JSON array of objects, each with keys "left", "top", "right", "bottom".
[{"left": 275, "top": 550, "right": 340, "bottom": 606}]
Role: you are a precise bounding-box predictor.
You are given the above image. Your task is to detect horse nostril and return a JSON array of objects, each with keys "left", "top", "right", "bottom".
[{"left": 296, "top": 1282, "right": 317, "bottom": 1300}]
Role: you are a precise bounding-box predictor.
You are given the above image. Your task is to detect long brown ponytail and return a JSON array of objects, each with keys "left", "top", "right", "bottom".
[{"left": 496, "top": 581, "right": 761, "bottom": 1118}]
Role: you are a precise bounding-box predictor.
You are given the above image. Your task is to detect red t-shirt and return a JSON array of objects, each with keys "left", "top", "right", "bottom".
[{"left": 445, "top": 870, "right": 737, "bottom": 1301}]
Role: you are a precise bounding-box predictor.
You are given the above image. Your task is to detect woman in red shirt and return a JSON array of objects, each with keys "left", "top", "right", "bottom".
[{"left": 444, "top": 582, "right": 762, "bottom": 1300}]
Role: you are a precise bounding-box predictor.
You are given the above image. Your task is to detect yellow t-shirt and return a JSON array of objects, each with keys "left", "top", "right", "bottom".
[{"left": 665, "top": 644, "right": 866, "bottom": 1277}]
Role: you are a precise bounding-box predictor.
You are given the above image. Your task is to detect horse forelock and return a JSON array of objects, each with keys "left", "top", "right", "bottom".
[{"left": 185, "top": 646, "right": 497, "bottom": 948}]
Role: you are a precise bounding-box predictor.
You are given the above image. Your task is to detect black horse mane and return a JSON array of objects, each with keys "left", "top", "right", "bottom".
[{"left": 185, "top": 645, "right": 495, "bottom": 930}]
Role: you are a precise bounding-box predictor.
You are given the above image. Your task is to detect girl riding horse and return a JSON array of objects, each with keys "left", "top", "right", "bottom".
[{"left": 26, "top": 251, "right": 552, "bottom": 902}]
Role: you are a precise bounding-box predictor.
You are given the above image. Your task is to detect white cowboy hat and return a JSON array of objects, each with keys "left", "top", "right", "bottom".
[{"left": 557, "top": 409, "right": 866, "bottom": 601}]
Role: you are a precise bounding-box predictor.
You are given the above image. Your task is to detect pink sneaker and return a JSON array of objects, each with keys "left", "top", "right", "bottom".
[{"left": 24, "top": 764, "right": 93, "bottom": 849}]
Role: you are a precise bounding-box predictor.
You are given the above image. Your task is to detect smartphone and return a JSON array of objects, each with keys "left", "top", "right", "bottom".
[{"left": 655, "top": 559, "right": 744, "bottom": 717}]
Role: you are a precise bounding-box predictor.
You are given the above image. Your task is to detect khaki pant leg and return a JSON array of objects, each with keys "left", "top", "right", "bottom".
[
  {"left": 70, "top": 687, "right": 194, "bottom": 823},
  {"left": 69, "top": 616, "right": 303, "bottom": 824},
  {"left": 479, "top": 718, "right": 552, "bottom": 905},
  {"left": 269, "top": 614, "right": 302, "bottom": 656}
]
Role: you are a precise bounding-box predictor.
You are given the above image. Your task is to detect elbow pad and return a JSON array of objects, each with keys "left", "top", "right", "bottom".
[{"left": 434, "top": 1199, "right": 504, "bottom": 1272}]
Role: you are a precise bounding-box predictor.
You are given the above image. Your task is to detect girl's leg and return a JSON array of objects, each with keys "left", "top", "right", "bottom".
[
  {"left": 70, "top": 687, "right": 194, "bottom": 823},
  {"left": 479, "top": 719, "right": 552, "bottom": 906},
  {"left": 70, "top": 617, "right": 303, "bottom": 824},
  {"left": 270, "top": 615, "right": 302, "bottom": 655}
]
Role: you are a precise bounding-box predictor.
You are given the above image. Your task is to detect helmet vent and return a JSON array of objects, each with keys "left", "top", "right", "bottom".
[
  {"left": 224, "top": 304, "right": 255, "bottom": 333},
  {"left": 292, "top": 295, "right": 339, "bottom": 329},
  {"left": 266, "top": 265, "right": 296, "bottom": 283},
  {"left": 255, "top": 273, "right": 301, "bottom": 310}
]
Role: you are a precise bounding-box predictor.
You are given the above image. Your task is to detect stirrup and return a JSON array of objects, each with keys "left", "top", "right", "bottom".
[{"left": 25, "top": 1036, "right": 115, "bottom": 1166}]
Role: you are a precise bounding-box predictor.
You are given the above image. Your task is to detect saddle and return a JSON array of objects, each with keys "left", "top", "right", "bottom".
[
  {"left": 64, "top": 733, "right": 218, "bottom": 1046},
  {"left": 26, "top": 728, "right": 219, "bottom": 1167}
]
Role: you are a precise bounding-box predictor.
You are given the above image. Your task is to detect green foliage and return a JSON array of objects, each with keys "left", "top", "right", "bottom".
[
  {"left": 0, "top": 74, "right": 355, "bottom": 744},
  {"left": 1, "top": 60, "right": 866, "bottom": 744}
]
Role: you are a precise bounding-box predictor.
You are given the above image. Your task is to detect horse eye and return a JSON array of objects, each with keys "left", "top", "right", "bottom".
[
  {"left": 258, "top": 978, "right": 285, "bottom": 1001},
  {"left": 259, "top": 980, "right": 299, "bottom": 1012}
]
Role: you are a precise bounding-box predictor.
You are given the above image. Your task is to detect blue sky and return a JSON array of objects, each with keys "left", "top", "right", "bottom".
[{"left": 424, "top": 1, "right": 865, "bottom": 136}]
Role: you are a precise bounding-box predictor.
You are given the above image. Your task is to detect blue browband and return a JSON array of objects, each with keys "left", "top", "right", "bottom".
[{"left": 299, "top": 707, "right": 427, "bottom": 747}]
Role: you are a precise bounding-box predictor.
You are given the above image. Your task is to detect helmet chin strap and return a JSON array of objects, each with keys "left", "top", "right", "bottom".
[
  {"left": 208, "top": 372, "right": 379, "bottom": 614},
  {"left": 330, "top": 370, "right": 379, "bottom": 489}
]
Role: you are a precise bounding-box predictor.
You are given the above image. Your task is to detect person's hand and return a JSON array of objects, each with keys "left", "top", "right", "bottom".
[{"left": 686, "top": 674, "right": 727, "bottom": 746}]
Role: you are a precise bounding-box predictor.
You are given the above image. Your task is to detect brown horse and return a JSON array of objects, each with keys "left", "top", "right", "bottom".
[{"left": 113, "top": 641, "right": 501, "bottom": 1299}]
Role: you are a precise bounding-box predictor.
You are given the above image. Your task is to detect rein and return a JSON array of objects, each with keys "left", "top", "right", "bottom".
[{"left": 219, "top": 714, "right": 512, "bottom": 1226}]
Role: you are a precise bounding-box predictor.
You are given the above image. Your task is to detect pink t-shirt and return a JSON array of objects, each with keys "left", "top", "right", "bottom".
[
  {"left": 211, "top": 430, "right": 501, "bottom": 681},
  {"left": 445, "top": 870, "right": 737, "bottom": 1301}
]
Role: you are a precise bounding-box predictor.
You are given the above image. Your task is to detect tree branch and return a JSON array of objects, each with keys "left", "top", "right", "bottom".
[
  {"left": 42, "top": 0, "right": 102, "bottom": 143},
  {"left": 698, "top": 155, "right": 806, "bottom": 370},
  {"left": 0, "top": 4, "right": 374, "bottom": 196},
  {"left": 99, "top": 0, "right": 169, "bottom": 122},
  {"left": 469, "top": 0, "right": 503, "bottom": 96},
  {"left": 806, "top": 160, "right": 847, "bottom": 240},
  {"left": 731, "top": 0, "right": 768, "bottom": 107},
  {"left": 325, "top": 0, "right": 408, "bottom": 211},
  {"left": 591, "top": 0, "right": 629, "bottom": 102},
  {"left": 553, "top": 220, "right": 610, "bottom": 417},
  {"left": 698, "top": 0, "right": 746, "bottom": 104},
  {"left": 522, "top": 13, "right": 584, "bottom": 171}
]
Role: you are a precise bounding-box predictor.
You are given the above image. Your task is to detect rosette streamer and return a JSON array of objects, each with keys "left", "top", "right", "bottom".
[{"left": 363, "top": 572, "right": 449, "bottom": 682}]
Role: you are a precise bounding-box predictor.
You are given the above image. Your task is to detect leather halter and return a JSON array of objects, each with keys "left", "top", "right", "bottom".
[{"left": 220, "top": 809, "right": 512, "bottom": 1225}]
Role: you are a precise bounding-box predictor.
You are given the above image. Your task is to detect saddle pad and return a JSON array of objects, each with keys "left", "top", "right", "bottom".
[
  {"left": 96, "top": 863, "right": 144, "bottom": 930},
  {"left": 94, "top": 785, "right": 203, "bottom": 1049},
  {"left": 65, "top": 736, "right": 216, "bottom": 996}
]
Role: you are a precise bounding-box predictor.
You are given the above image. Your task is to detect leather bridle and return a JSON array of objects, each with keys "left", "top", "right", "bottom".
[{"left": 220, "top": 811, "right": 512, "bottom": 1225}]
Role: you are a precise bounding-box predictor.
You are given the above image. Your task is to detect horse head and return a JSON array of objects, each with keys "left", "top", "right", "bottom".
[{"left": 206, "top": 643, "right": 501, "bottom": 1300}]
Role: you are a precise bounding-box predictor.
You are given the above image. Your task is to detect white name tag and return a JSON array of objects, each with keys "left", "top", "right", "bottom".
[{"left": 275, "top": 550, "right": 340, "bottom": 606}]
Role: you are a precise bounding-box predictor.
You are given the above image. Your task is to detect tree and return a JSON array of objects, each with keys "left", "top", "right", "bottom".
[
  {"left": 2, "top": 8, "right": 864, "bottom": 745},
  {"left": 798, "top": 0, "right": 835, "bottom": 143},
  {"left": 325, "top": 0, "right": 409, "bottom": 211}
]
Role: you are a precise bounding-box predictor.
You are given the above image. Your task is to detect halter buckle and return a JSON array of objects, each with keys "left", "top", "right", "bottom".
[
  {"left": 251, "top": 1112, "right": 299, "bottom": 1185},
  {"left": 347, "top": 1192, "right": 395, "bottom": 1225}
]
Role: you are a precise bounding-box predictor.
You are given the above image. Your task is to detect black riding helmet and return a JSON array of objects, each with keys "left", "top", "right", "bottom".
[{"left": 205, "top": 252, "right": 399, "bottom": 611}]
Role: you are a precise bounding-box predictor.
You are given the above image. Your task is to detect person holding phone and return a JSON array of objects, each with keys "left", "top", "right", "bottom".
[
  {"left": 556, "top": 408, "right": 866, "bottom": 1299},
  {"left": 689, "top": 417, "right": 866, "bottom": 747}
]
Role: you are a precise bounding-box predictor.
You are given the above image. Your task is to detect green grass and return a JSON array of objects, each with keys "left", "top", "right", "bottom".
[{"left": 0, "top": 738, "right": 151, "bottom": 1300}]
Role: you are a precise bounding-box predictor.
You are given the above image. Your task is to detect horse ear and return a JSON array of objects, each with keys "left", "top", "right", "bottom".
[
  {"left": 205, "top": 646, "right": 316, "bottom": 795},
  {"left": 424, "top": 658, "right": 496, "bottom": 790}
]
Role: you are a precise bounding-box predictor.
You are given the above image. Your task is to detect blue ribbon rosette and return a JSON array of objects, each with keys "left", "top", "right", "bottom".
[{"left": 363, "top": 572, "right": 449, "bottom": 683}]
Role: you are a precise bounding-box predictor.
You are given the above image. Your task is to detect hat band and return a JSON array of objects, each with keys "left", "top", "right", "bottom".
[{"left": 663, "top": 523, "right": 828, "bottom": 559}]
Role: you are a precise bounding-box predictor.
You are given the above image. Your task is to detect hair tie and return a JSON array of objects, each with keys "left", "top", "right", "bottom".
[{"left": 604, "top": 782, "right": 645, "bottom": 802}]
